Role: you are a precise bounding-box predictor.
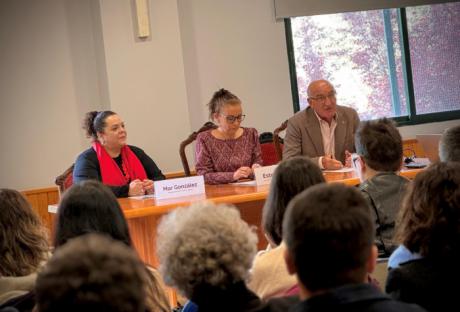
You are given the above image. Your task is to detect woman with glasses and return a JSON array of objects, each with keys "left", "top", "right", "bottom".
[{"left": 195, "top": 88, "right": 263, "bottom": 184}]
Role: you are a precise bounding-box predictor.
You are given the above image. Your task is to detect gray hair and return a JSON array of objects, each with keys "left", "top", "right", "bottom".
[
  {"left": 439, "top": 125, "right": 460, "bottom": 162},
  {"left": 156, "top": 202, "right": 258, "bottom": 298}
]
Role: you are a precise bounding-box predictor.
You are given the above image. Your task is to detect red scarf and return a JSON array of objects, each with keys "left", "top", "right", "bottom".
[{"left": 92, "top": 141, "right": 147, "bottom": 186}]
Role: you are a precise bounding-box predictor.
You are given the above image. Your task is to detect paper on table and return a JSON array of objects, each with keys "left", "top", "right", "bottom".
[
  {"left": 322, "top": 167, "right": 355, "bottom": 173},
  {"left": 230, "top": 180, "right": 257, "bottom": 186},
  {"left": 129, "top": 194, "right": 156, "bottom": 200}
]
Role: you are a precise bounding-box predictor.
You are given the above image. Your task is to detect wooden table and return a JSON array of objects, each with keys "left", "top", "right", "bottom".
[{"left": 121, "top": 169, "right": 422, "bottom": 268}]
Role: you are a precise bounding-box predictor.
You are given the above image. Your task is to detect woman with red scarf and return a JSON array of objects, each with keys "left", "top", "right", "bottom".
[{"left": 73, "top": 111, "right": 165, "bottom": 197}]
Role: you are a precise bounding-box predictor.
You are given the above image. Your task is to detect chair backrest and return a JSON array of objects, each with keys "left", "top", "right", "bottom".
[
  {"left": 259, "top": 132, "right": 280, "bottom": 166},
  {"left": 179, "top": 122, "right": 217, "bottom": 177},
  {"left": 273, "top": 120, "right": 288, "bottom": 161},
  {"left": 55, "top": 164, "right": 75, "bottom": 193}
]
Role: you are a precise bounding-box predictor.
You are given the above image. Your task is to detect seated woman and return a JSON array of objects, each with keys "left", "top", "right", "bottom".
[
  {"left": 0, "top": 189, "right": 49, "bottom": 305},
  {"left": 55, "top": 180, "right": 170, "bottom": 312},
  {"left": 386, "top": 162, "right": 460, "bottom": 312},
  {"left": 248, "top": 157, "right": 325, "bottom": 300},
  {"left": 73, "top": 111, "right": 164, "bottom": 197},
  {"left": 195, "top": 89, "right": 263, "bottom": 184}
]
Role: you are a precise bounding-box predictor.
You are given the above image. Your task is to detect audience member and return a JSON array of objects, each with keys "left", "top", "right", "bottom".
[
  {"left": 283, "top": 79, "right": 360, "bottom": 169},
  {"left": 55, "top": 180, "right": 170, "bottom": 312},
  {"left": 0, "top": 189, "right": 49, "bottom": 305},
  {"left": 248, "top": 157, "right": 325, "bottom": 300},
  {"left": 280, "top": 183, "right": 425, "bottom": 311},
  {"left": 439, "top": 124, "right": 460, "bottom": 162},
  {"left": 386, "top": 162, "right": 460, "bottom": 311},
  {"left": 195, "top": 89, "right": 263, "bottom": 184},
  {"left": 35, "top": 234, "right": 146, "bottom": 312},
  {"left": 157, "top": 202, "right": 263, "bottom": 312},
  {"left": 73, "top": 111, "right": 164, "bottom": 197},
  {"left": 355, "top": 118, "right": 409, "bottom": 256}
]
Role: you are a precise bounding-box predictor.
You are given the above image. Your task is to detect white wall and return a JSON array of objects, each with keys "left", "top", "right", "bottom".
[
  {"left": 177, "top": 0, "right": 293, "bottom": 132},
  {"left": 0, "top": 0, "right": 458, "bottom": 190},
  {"left": 98, "top": 0, "right": 191, "bottom": 174},
  {"left": 0, "top": 0, "right": 104, "bottom": 189}
]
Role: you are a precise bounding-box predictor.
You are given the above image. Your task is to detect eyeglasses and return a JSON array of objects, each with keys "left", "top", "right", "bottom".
[
  {"left": 309, "top": 91, "right": 337, "bottom": 103},
  {"left": 220, "top": 114, "right": 246, "bottom": 123}
]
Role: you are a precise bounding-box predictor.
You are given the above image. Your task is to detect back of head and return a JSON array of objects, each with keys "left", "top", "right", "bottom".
[
  {"left": 439, "top": 125, "right": 460, "bottom": 162},
  {"left": 157, "top": 202, "right": 257, "bottom": 299},
  {"left": 207, "top": 88, "right": 241, "bottom": 119},
  {"left": 283, "top": 184, "right": 374, "bottom": 291},
  {"left": 35, "top": 234, "right": 146, "bottom": 312},
  {"left": 355, "top": 118, "right": 402, "bottom": 172},
  {"left": 54, "top": 180, "right": 132, "bottom": 248},
  {"left": 397, "top": 161, "right": 460, "bottom": 259},
  {"left": 0, "top": 188, "right": 48, "bottom": 276},
  {"left": 263, "top": 156, "right": 325, "bottom": 245}
]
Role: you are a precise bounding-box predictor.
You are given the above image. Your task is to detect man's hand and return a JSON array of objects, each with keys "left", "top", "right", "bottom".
[
  {"left": 344, "top": 150, "right": 353, "bottom": 168},
  {"left": 322, "top": 155, "right": 343, "bottom": 170}
]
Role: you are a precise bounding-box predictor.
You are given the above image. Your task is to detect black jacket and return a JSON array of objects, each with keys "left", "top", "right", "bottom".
[{"left": 73, "top": 145, "right": 165, "bottom": 197}]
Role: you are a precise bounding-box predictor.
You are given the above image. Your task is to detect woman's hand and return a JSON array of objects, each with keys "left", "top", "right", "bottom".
[
  {"left": 251, "top": 163, "right": 262, "bottom": 170},
  {"left": 233, "top": 166, "right": 252, "bottom": 181},
  {"left": 142, "top": 179, "right": 155, "bottom": 195},
  {"left": 128, "top": 179, "right": 145, "bottom": 196}
]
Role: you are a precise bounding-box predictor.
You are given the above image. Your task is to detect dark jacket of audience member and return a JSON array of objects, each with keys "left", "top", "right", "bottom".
[
  {"left": 386, "top": 162, "right": 460, "bottom": 312},
  {"left": 355, "top": 118, "right": 409, "bottom": 256},
  {"left": 275, "top": 183, "right": 426, "bottom": 312}
]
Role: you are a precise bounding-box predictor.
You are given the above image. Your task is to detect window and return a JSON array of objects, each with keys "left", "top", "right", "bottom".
[{"left": 286, "top": 2, "right": 460, "bottom": 124}]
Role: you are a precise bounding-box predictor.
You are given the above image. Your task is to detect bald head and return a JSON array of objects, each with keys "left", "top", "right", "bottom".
[
  {"left": 307, "top": 80, "right": 334, "bottom": 98},
  {"left": 307, "top": 80, "right": 337, "bottom": 123}
]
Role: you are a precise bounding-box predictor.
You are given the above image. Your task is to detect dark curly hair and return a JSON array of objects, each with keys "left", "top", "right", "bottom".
[
  {"left": 396, "top": 162, "right": 460, "bottom": 259},
  {"left": 355, "top": 118, "right": 402, "bottom": 172},
  {"left": 82, "top": 110, "right": 116, "bottom": 140},
  {"left": 207, "top": 88, "right": 241, "bottom": 119}
]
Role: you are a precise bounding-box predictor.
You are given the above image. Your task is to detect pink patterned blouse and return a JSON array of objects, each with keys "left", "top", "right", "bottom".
[{"left": 195, "top": 127, "right": 263, "bottom": 184}]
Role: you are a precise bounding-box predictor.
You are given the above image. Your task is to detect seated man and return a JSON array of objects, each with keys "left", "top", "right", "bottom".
[
  {"left": 354, "top": 118, "right": 409, "bottom": 256},
  {"left": 439, "top": 124, "right": 460, "bottom": 162},
  {"left": 283, "top": 79, "right": 360, "bottom": 169},
  {"left": 280, "top": 183, "right": 426, "bottom": 312},
  {"left": 34, "top": 234, "right": 147, "bottom": 312}
]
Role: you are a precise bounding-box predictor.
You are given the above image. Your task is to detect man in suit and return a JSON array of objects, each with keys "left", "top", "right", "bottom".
[{"left": 283, "top": 79, "right": 360, "bottom": 169}]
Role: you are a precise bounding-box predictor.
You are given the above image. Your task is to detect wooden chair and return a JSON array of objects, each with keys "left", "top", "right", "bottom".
[
  {"left": 179, "top": 122, "right": 217, "bottom": 177},
  {"left": 55, "top": 164, "right": 75, "bottom": 193},
  {"left": 273, "top": 120, "right": 288, "bottom": 161}
]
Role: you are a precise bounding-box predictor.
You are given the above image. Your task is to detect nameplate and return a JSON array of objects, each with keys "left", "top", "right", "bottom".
[
  {"left": 254, "top": 165, "right": 278, "bottom": 186},
  {"left": 48, "top": 204, "right": 58, "bottom": 214},
  {"left": 154, "top": 176, "right": 205, "bottom": 199}
]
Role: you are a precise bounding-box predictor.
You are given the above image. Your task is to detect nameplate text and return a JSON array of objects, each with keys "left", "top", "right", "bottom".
[{"left": 154, "top": 175, "right": 205, "bottom": 199}]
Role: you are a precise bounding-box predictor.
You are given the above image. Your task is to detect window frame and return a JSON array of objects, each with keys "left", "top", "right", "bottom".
[{"left": 284, "top": 7, "right": 460, "bottom": 126}]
